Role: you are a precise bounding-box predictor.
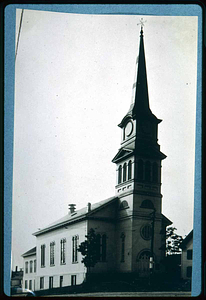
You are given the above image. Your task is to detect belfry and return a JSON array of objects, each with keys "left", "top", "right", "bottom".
[{"left": 112, "top": 25, "right": 171, "bottom": 275}]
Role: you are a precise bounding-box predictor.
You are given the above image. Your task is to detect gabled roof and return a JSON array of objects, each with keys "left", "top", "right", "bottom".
[
  {"left": 180, "top": 230, "right": 193, "bottom": 250},
  {"left": 22, "top": 246, "right": 36, "bottom": 257},
  {"left": 33, "top": 196, "right": 118, "bottom": 236},
  {"left": 112, "top": 145, "right": 166, "bottom": 163},
  {"left": 161, "top": 214, "right": 172, "bottom": 226},
  {"left": 112, "top": 148, "right": 133, "bottom": 163}
]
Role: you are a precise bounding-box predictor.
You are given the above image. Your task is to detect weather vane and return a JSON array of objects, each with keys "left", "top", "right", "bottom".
[{"left": 137, "top": 18, "right": 147, "bottom": 35}]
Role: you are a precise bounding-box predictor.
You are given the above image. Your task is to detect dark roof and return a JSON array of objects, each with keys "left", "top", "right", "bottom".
[
  {"left": 22, "top": 246, "right": 36, "bottom": 257},
  {"left": 180, "top": 230, "right": 193, "bottom": 250},
  {"left": 33, "top": 196, "right": 118, "bottom": 236},
  {"left": 161, "top": 214, "right": 172, "bottom": 226}
]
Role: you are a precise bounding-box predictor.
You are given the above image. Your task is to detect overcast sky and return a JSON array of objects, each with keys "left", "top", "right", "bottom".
[{"left": 12, "top": 9, "right": 198, "bottom": 269}]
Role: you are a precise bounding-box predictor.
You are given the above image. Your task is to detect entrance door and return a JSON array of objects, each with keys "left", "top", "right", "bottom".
[{"left": 137, "top": 250, "right": 151, "bottom": 277}]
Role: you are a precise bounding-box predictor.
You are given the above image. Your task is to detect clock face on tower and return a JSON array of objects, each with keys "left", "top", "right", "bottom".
[{"left": 125, "top": 121, "right": 133, "bottom": 137}]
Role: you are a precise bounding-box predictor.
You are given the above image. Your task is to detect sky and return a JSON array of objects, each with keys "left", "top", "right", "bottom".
[{"left": 12, "top": 9, "right": 198, "bottom": 270}]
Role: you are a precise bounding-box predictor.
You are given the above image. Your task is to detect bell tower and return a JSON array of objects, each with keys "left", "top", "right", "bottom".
[
  {"left": 112, "top": 25, "right": 166, "bottom": 215},
  {"left": 112, "top": 24, "right": 171, "bottom": 275}
]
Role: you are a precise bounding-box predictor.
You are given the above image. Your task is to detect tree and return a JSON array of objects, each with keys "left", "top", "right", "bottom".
[
  {"left": 165, "top": 226, "right": 183, "bottom": 255},
  {"left": 78, "top": 228, "right": 100, "bottom": 275}
]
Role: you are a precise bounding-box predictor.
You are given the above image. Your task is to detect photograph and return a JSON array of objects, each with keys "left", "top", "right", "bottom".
[{"left": 5, "top": 5, "right": 201, "bottom": 297}]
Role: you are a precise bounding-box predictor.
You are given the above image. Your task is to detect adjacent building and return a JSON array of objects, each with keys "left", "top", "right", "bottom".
[
  {"left": 10, "top": 267, "right": 23, "bottom": 290},
  {"left": 22, "top": 25, "right": 172, "bottom": 291},
  {"left": 180, "top": 230, "right": 193, "bottom": 280},
  {"left": 22, "top": 247, "right": 37, "bottom": 291}
]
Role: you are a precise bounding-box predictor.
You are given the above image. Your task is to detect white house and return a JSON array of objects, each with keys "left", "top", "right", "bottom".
[
  {"left": 22, "top": 247, "right": 37, "bottom": 291},
  {"left": 22, "top": 26, "right": 172, "bottom": 291},
  {"left": 180, "top": 230, "right": 193, "bottom": 280}
]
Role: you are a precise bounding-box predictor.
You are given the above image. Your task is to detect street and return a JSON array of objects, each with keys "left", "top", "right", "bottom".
[{"left": 43, "top": 291, "right": 191, "bottom": 297}]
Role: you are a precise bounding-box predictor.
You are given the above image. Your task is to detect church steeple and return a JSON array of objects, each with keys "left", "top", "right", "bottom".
[
  {"left": 112, "top": 24, "right": 166, "bottom": 196},
  {"left": 119, "top": 25, "right": 161, "bottom": 128},
  {"left": 133, "top": 26, "right": 150, "bottom": 117}
]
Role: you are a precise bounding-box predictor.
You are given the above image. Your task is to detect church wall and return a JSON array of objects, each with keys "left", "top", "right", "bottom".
[
  {"left": 35, "top": 220, "right": 87, "bottom": 290},
  {"left": 133, "top": 193, "right": 162, "bottom": 214},
  {"left": 115, "top": 218, "right": 133, "bottom": 272},
  {"left": 90, "top": 201, "right": 117, "bottom": 219},
  {"left": 132, "top": 217, "right": 164, "bottom": 273},
  {"left": 87, "top": 219, "right": 116, "bottom": 273}
]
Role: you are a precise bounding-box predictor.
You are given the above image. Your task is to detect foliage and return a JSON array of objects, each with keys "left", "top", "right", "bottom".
[
  {"left": 78, "top": 228, "right": 99, "bottom": 272},
  {"left": 165, "top": 226, "right": 183, "bottom": 255}
]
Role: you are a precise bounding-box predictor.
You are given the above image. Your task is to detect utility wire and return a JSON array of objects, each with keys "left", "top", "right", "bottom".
[{"left": 15, "top": 9, "right": 24, "bottom": 62}]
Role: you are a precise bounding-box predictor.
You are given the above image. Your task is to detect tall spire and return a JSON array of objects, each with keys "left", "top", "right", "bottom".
[
  {"left": 119, "top": 23, "right": 161, "bottom": 127},
  {"left": 132, "top": 24, "right": 150, "bottom": 117}
]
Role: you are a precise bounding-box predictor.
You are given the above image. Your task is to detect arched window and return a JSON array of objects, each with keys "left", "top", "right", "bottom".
[
  {"left": 141, "top": 225, "right": 152, "bottom": 240},
  {"left": 118, "top": 165, "right": 122, "bottom": 184},
  {"left": 145, "top": 161, "right": 151, "bottom": 182},
  {"left": 141, "top": 200, "right": 154, "bottom": 209},
  {"left": 152, "top": 162, "right": 158, "bottom": 183},
  {"left": 123, "top": 163, "right": 127, "bottom": 182},
  {"left": 119, "top": 200, "right": 129, "bottom": 210},
  {"left": 102, "top": 234, "right": 107, "bottom": 262},
  {"left": 136, "top": 250, "right": 151, "bottom": 261},
  {"left": 137, "top": 159, "right": 143, "bottom": 181},
  {"left": 128, "top": 160, "right": 132, "bottom": 180}
]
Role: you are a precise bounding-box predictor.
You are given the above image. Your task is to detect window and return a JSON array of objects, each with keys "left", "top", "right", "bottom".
[
  {"left": 141, "top": 224, "right": 152, "bottom": 240},
  {"left": 29, "top": 280, "right": 32, "bottom": 290},
  {"left": 60, "top": 276, "right": 63, "bottom": 288},
  {"left": 71, "top": 275, "right": 76, "bottom": 286},
  {"left": 25, "top": 261, "right": 28, "bottom": 274},
  {"left": 123, "top": 163, "right": 127, "bottom": 182},
  {"left": 145, "top": 161, "right": 151, "bottom": 182},
  {"left": 34, "top": 260, "right": 36, "bottom": 273},
  {"left": 120, "top": 233, "right": 125, "bottom": 262},
  {"left": 96, "top": 234, "right": 107, "bottom": 262},
  {"left": 72, "top": 236, "right": 78, "bottom": 263},
  {"left": 96, "top": 234, "right": 101, "bottom": 261},
  {"left": 50, "top": 242, "right": 55, "bottom": 266},
  {"left": 41, "top": 244, "right": 46, "bottom": 267},
  {"left": 137, "top": 250, "right": 151, "bottom": 261},
  {"left": 40, "top": 277, "right": 44, "bottom": 289},
  {"left": 187, "top": 249, "right": 193, "bottom": 260},
  {"left": 102, "top": 234, "right": 107, "bottom": 262},
  {"left": 128, "top": 160, "right": 132, "bottom": 180},
  {"left": 141, "top": 200, "right": 154, "bottom": 209},
  {"left": 60, "top": 238, "right": 66, "bottom": 264},
  {"left": 152, "top": 162, "right": 158, "bottom": 183},
  {"left": 119, "top": 200, "right": 129, "bottom": 210},
  {"left": 30, "top": 261, "right": 33, "bottom": 273},
  {"left": 137, "top": 159, "right": 143, "bottom": 180},
  {"left": 187, "top": 266, "right": 192, "bottom": 278},
  {"left": 49, "top": 277, "right": 53, "bottom": 289},
  {"left": 118, "top": 165, "right": 122, "bottom": 184},
  {"left": 25, "top": 280, "right": 28, "bottom": 289}
]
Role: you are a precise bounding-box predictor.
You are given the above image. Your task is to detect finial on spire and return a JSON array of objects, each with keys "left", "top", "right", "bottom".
[{"left": 137, "top": 18, "right": 147, "bottom": 36}]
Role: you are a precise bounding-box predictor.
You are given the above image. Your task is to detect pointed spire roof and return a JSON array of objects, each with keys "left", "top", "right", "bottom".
[{"left": 119, "top": 26, "right": 161, "bottom": 127}]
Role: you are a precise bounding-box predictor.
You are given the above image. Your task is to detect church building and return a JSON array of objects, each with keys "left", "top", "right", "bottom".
[{"left": 22, "top": 25, "right": 172, "bottom": 291}]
